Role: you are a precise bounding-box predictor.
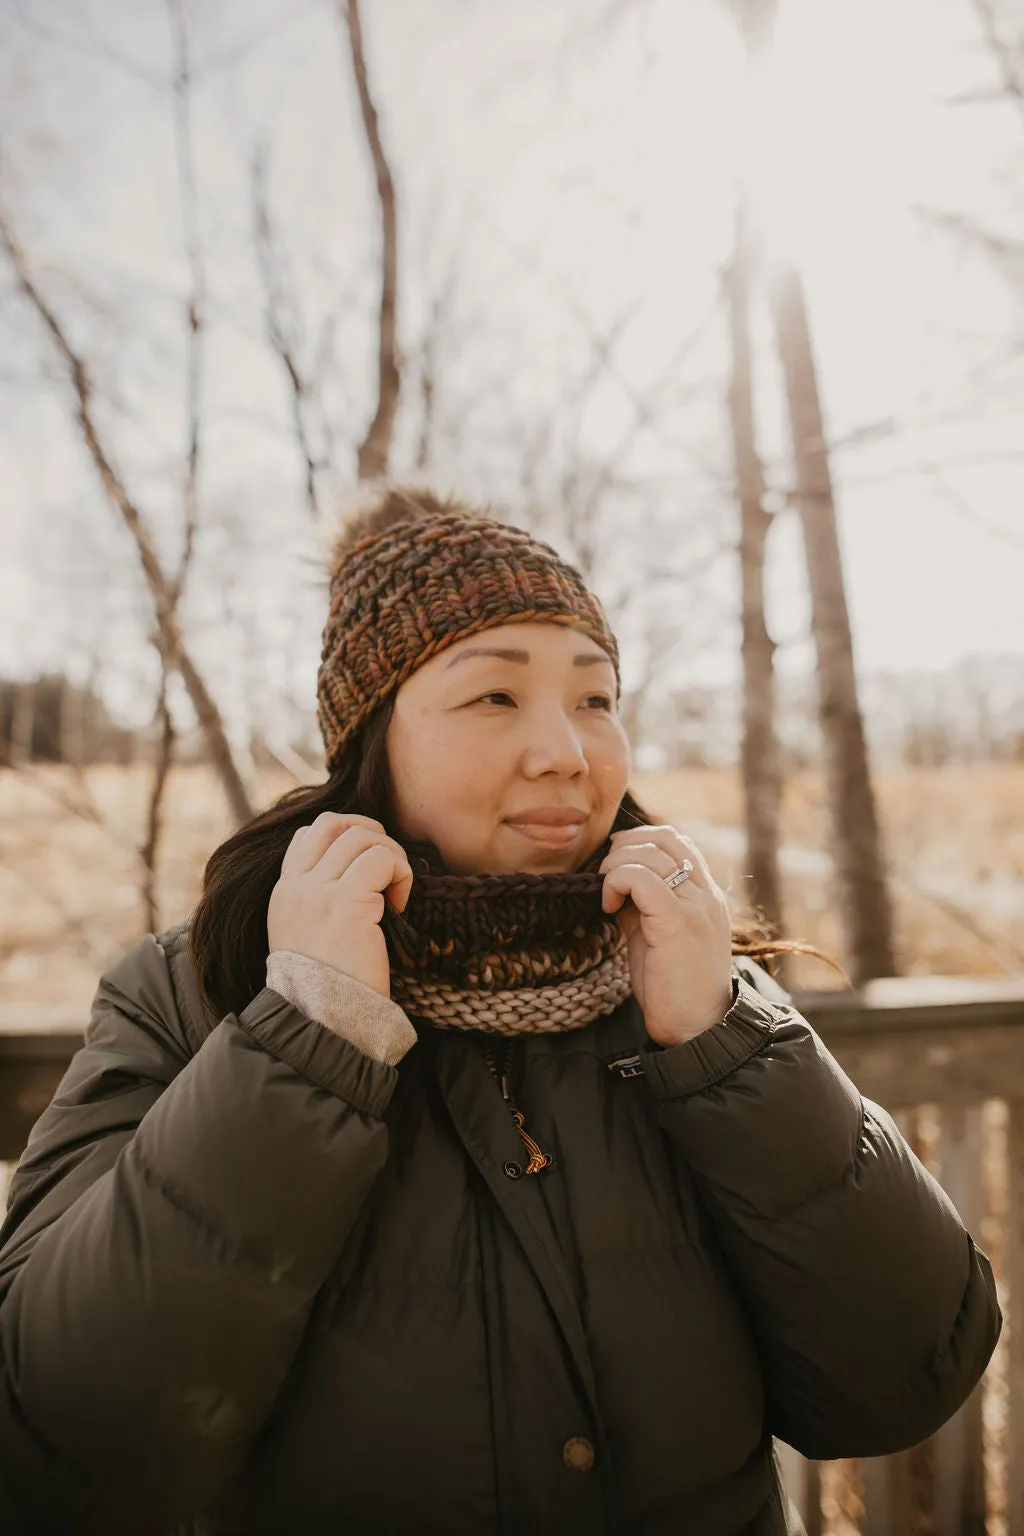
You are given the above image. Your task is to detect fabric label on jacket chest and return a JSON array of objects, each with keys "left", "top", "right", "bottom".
[{"left": 604, "top": 1050, "right": 646, "bottom": 1080}]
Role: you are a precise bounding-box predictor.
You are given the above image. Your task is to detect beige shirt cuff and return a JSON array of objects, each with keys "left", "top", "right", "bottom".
[{"left": 265, "top": 950, "right": 418, "bottom": 1067}]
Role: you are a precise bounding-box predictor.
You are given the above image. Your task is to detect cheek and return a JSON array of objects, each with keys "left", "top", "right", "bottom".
[
  {"left": 403, "top": 736, "right": 489, "bottom": 811},
  {"left": 594, "top": 733, "right": 630, "bottom": 790}
]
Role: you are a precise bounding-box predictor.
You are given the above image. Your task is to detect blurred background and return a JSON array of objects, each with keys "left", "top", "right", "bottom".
[{"left": 0, "top": 1, "right": 1022, "bottom": 1530}]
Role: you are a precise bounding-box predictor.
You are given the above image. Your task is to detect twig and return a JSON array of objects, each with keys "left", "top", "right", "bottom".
[
  {"left": 914, "top": 204, "right": 1024, "bottom": 290},
  {"left": 926, "top": 473, "right": 1024, "bottom": 556},
  {"left": 250, "top": 145, "right": 323, "bottom": 520},
  {"left": 342, "top": 0, "right": 400, "bottom": 481},
  {"left": 1, "top": 860, "right": 123, "bottom": 968},
  {"left": 139, "top": 652, "right": 176, "bottom": 934},
  {"left": 168, "top": 0, "right": 204, "bottom": 601},
  {"left": 414, "top": 271, "right": 456, "bottom": 473},
  {"left": 973, "top": 0, "right": 1024, "bottom": 127},
  {"left": 7, "top": 763, "right": 140, "bottom": 855},
  {"left": 892, "top": 873, "right": 1024, "bottom": 973}
]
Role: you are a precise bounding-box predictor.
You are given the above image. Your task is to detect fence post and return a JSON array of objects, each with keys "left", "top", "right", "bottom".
[
  {"left": 774, "top": 1441, "right": 821, "bottom": 1536},
  {"left": 858, "top": 1451, "right": 913, "bottom": 1536},
  {"left": 932, "top": 1101, "right": 987, "bottom": 1535},
  {"left": 857, "top": 1105, "right": 925, "bottom": 1536}
]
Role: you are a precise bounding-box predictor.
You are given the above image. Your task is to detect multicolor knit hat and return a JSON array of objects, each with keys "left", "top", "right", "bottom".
[{"left": 316, "top": 487, "right": 622, "bottom": 772}]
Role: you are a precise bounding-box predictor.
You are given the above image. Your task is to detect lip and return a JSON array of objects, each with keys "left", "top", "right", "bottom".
[
  {"left": 504, "top": 807, "right": 590, "bottom": 826},
  {"left": 505, "top": 821, "right": 585, "bottom": 846},
  {"left": 503, "top": 808, "right": 588, "bottom": 847}
]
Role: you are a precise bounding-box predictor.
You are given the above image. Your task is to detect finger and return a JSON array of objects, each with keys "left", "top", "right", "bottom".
[
  {"left": 337, "top": 841, "right": 415, "bottom": 912},
  {"left": 314, "top": 825, "right": 410, "bottom": 887},
  {"left": 601, "top": 861, "right": 697, "bottom": 916},
  {"left": 673, "top": 832, "right": 716, "bottom": 888},
  {"left": 280, "top": 813, "right": 387, "bottom": 878},
  {"left": 599, "top": 841, "right": 679, "bottom": 882},
  {"left": 611, "top": 826, "right": 707, "bottom": 887}
]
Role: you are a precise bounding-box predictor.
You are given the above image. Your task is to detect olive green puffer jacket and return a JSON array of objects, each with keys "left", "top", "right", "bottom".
[{"left": 0, "top": 924, "right": 1000, "bottom": 1535}]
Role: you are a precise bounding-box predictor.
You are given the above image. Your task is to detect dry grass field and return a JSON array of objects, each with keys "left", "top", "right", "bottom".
[{"left": 1, "top": 761, "right": 1021, "bottom": 1020}]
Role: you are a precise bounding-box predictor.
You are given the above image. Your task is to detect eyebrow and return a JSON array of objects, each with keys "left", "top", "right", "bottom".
[{"left": 445, "top": 645, "right": 613, "bottom": 671}]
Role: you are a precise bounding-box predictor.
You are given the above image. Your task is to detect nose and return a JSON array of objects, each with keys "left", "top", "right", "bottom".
[{"left": 519, "top": 705, "right": 589, "bottom": 778}]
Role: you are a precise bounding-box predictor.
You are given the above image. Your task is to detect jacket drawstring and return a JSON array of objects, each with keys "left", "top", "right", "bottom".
[{"left": 480, "top": 1040, "right": 553, "bottom": 1174}]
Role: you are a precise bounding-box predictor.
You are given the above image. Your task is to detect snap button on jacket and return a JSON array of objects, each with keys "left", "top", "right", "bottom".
[
  {"left": 0, "top": 924, "right": 1000, "bottom": 1535},
  {"left": 564, "top": 1438, "right": 597, "bottom": 1473}
]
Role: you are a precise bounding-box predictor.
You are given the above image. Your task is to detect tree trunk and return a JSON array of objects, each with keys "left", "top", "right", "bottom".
[
  {"left": 726, "top": 194, "right": 785, "bottom": 942},
  {"left": 11, "top": 683, "right": 36, "bottom": 763},
  {"left": 771, "top": 266, "right": 897, "bottom": 982}
]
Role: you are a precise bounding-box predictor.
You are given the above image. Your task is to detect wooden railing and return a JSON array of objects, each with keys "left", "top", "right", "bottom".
[
  {"left": 779, "top": 975, "right": 1023, "bottom": 1536},
  {"left": 2, "top": 976, "right": 1022, "bottom": 1535}
]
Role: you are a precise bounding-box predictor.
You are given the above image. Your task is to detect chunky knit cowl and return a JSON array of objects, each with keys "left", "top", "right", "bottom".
[{"left": 379, "top": 834, "right": 632, "bottom": 1035}]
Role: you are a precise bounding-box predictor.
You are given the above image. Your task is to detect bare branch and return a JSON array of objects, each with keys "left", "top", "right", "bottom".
[
  {"left": 251, "top": 734, "right": 323, "bottom": 785},
  {"left": 6, "top": 0, "right": 322, "bottom": 90},
  {"left": 2, "top": 761, "right": 140, "bottom": 854},
  {"left": 168, "top": 0, "right": 204, "bottom": 599},
  {"left": 342, "top": 0, "right": 400, "bottom": 481},
  {"left": 1, "top": 859, "right": 122, "bottom": 967},
  {"left": 251, "top": 146, "right": 323, "bottom": 520},
  {"left": 926, "top": 473, "right": 1024, "bottom": 555},
  {"left": 894, "top": 872, "right": 1024, "bottom": 972},
  {"left": 0, "top": 193, "right": 255, "bottom": 823},
  {"left": 414, "top": 273, "right": 455, "bottom": 473},
  {"left": 914, "top": 203, "right": 1024, "bottom": 290},
  {"left": 973, "top": 0, "right": 1024, "bottom": 127},
  {"left": 189, "top": 0, "right": 323, "bottom": 80},
  {"left": 5, "top": 5, "right": 167, "bottom": 90},
  {"left": 139, "top": 650, "right": 176, "bottom": 934}
]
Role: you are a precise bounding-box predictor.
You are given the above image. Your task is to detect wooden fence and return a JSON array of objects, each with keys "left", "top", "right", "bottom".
[{"left": 1, "top": 975, "right": 1023, "bottom": 1535}]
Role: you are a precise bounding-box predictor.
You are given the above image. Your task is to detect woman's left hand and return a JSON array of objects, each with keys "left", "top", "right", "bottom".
[{"left": 599, "top": 826, "right": 735, "bottom": 1047}]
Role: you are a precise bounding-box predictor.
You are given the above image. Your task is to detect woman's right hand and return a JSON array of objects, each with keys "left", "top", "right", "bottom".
[{"left": 267, "top": 813, "right": 414, "bottom": 1000}]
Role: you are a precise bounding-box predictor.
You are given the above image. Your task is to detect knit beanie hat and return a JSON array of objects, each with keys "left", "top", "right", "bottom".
[{"left": 316, "top": 487, "right": 621, "bottom": 772}]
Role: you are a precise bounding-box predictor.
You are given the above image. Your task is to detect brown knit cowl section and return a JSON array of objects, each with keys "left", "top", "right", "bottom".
[{"left": 379, "top": 834, "right": 632, "bottom": 1035}]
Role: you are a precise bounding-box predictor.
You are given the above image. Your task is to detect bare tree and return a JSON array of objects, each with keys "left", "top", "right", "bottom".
[
  {"left": 771, "top": 266, "right": 897, "bottom": 982},
  {"left": 248, "top": 0, "right": 401, "bottom": 524},
  {"left": 725, "top": 190, "right": 785, "bottom": 943},
  {"left": 0, "top": 201, "right": 255, "bottom": 826},
  {"left": 725, "top": 0, "right": 897, "bottom": 983},
  {"left": 136, "top": 0, "right": 206, "bottom": 930},
  {"left": 341, "top": 0, "right": 401, "bottom": 481}
]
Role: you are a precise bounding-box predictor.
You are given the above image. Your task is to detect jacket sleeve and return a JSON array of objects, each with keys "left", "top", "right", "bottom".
[
  {"left": 641, "top": 967, "right": 1002, "bottom": 1460},
  {"left": 0, "top": 932, "right": 405, "bottom": 1535}
]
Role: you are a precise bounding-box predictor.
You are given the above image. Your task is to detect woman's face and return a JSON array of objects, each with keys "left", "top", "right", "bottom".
[{"left": 386, "top": 621, "right": 631, "bottom": 875}]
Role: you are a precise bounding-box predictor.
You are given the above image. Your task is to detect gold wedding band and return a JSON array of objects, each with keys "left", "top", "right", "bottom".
[{"left": 664, "top": 860, "right": 694, "bottom": 889}]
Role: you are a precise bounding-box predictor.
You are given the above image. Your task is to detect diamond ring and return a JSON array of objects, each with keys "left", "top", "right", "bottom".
[{"left": 664, "top": 859, "right": 694, "bottom": 889}]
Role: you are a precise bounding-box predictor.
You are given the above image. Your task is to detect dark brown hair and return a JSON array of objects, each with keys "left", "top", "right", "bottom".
[{"left": 189, "top": 694, "right": 842, "bottom": 1020}]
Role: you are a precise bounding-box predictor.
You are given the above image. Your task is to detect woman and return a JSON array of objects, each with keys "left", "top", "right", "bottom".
[{"left": 0, "top": 489, "right": 1000, "bottom": 1536}]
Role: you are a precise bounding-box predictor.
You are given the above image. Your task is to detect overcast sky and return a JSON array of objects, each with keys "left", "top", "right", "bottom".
[{"left": 0, "top": 0, "right": 1021, "bottom": 741}]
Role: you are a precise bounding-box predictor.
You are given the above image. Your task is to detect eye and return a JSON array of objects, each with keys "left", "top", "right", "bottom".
[{"left": 471, "top": 692, "right": 613, "bottom": 710}]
